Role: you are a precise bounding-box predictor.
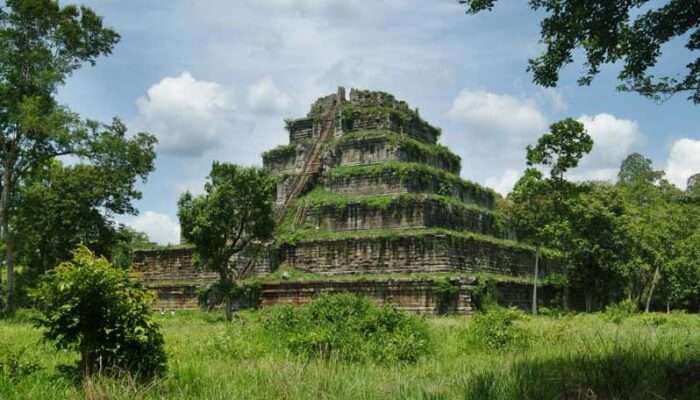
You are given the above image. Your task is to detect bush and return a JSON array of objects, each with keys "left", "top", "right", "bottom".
[
  {"left": 261, "top": 294, "right": 431, "bottom": 363},
  {"left": 0, "top": 346, "right": 40, "bottom": 381},
  {"left": 467, "top": 307, "right": 530, "bottom": 351},
  {"left": 604, "top": 298, "right": 638, "bottom": 324},
  {"left": 32, "top": 246, "right": 166, "bottom": 379}
]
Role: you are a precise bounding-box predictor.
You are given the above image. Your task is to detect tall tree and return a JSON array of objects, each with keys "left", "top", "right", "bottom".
[
  {"left": 0, "top": 1, "right": 155, "bottom": 312},
  {"left": 687, "top": 173, "right": 700, "bottom": 201},
  {"left": 178, "top": 162, "right": 275, "bottom": 321},
  {"left": 510, "top": 118, "right": 592, "bottom": 312},
  {"left": 14, "top": 133, "right": 155, "bottom": 278},
  {"left": 460, "top": 1, "right": 700, "bottom": 103},
  {"left": 618, "top": 153, "right": 660, "bottom": 185},
  {"left": 567, "top": 182, "right": 629, "bottom": 309}
]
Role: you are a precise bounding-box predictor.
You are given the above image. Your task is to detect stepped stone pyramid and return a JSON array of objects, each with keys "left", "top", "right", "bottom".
[{"left": 133, "top": 88, "right": 564, "bottom": 313}]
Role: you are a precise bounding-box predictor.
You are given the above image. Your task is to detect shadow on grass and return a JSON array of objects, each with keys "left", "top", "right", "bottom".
[{"left": 464, "top": 348, "right": 700, "bottom": 400}]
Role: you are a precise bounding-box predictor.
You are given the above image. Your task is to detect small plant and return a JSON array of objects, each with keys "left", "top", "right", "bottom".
[
  {"left": 434, "top": 278, "right": 460, "bottom": 315},
  {"left": 32, "top": 246, "right": 166, "bottom": 379},
  {"left": 0, "top": 347, "right": 40, "bottom": 381},
  {"left": 604, "top": 298, "right": 638, "bottom": 324},
  {"left": 467, "top": 307, "right": 530, "bottom": 351},
  {"left": 261, "top": 294, "right": 431, "bottom": 363}
]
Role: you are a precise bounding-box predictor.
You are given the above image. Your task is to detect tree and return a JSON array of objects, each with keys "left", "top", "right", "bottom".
[
  {"left": 666, "top": 232, "right": 700, "bottom": 311},
  {"left": 510, "top": 118, "right": 593, "bottom": 312},
  {"left": 566, "top": 182, "right": 629, "bottom": 309},
  {"left": 14, "top": 131, "right": 155, "bottom": 277},
  {"left": 178, "top": 162, "right": 275, "bottom": 321},
  {"left": 507, "top": 168, "right": 560, "bottom": 314},
  {"left": 32, "top": 246, "right": 166, "bottom": 378},
  {"left": 618, "top": 153, "right": 660, "bottom": 185},
  {"left": 460, "top": 1, "right": 700, "bottom": 104},
  {"left": 526, "top": 118, "right": 593, "bottom": 187},
  {"left": 0, "top": 1, "right": 156, "bottom": 312},
  {"left": 687, "top": 173, "right": 700, "bottom": 201}
]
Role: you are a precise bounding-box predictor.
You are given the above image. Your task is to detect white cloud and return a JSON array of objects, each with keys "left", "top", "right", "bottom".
[
  {"left": 448, "top": 90, "right": 547, "bottom": 138},
  {"left": 247, "top": 77, "right": 291, "bottom": 114},
  {"left": 575, "top": 113, "right": 642, "bottom": 181},
  {"left": 446, "top": 90, "right": 547, "bottom": 187},
  {"left": 485, "top": 169, "right": 522, "bottom": 196},
  {"left": 123, "top": 211, "right": 181, "bottom": 246},
  {"left": 135, "top": 72, "right": 236, "bottom": 156},
  {"left": 666, "top": 138, "right": 700, "bottom": 189}
]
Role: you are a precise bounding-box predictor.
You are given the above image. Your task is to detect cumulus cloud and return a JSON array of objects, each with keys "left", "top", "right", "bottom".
[
  {"left": 134, "top": 72, "right": 236, "bottom": 156},
  {"left": 247, "top": 77, "right": 291, "bottom": 114},
  {"left": 666, "top": 138, "right": 700, "bottom": 189},
  {"left": 446, "top": 90, "right": 547, "bottom": 188},
  {"left": 123, "top": 211, "right": 181, "bottom": 246},
  {"left": 448, "top": 90, "right": 547, "bottom": 138},
  {"left": 574, "top": 113, "right": 642, "bottom": 181},
  {"left": 485, "top": 169, "right": 522, "bottom": 196}
]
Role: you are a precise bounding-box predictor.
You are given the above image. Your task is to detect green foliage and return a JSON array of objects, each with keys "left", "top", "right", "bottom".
[
  {"left": 461, "top": 0, "right": 700, "bottom": 104},
  {"left": 0, "top": 0, "right": 155, "bottom": 312},
  {"left": 618, "top": 152, "right": 661, "bottom": 185},
  {"left": 0, "top": 346, "right": 40, "bottom": 381},
  {"left": 604, "top": 299, "right": 639, "bottom": 324},
  {"left": 15, "top": 158, "right": 157, "bottom": 275},
  {"left": 467, "top": 307, "right": 530, "bottom": 351},
  {"left": 262, "top": 144, "right": 297, "bottom": 163},
  {"left": 433, "top": 278, "right": 460, "bottom": 315},
  {"left": 178, "top": 162, "right": 275, "bottom": 320},
  {"left": 526, "top": 118, "right": 593, "bottom": 182},
  {"left": 325, "top": 161, "right": 495, "bottom": 207},
  {"left": 333, "top": 130, "right": 461, "bottom": 173},
  {"left": 261, "top": 294, "right": 431, "bottom": 363},
  {"left": 339, "top": 102, "right": 441, "bottom": 140},
  {"left": 31, "top": 246, "right": 166, "bottom": 378}
]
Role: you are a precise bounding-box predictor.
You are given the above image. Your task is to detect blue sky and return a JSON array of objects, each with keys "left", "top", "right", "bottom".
[{"left": 55, "top": 0, "right": 700, "bottom": 244}]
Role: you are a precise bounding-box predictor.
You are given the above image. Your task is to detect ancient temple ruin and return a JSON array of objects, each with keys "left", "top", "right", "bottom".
[{"left": 132, "top": 88, "right": 565, "bottom": 313}]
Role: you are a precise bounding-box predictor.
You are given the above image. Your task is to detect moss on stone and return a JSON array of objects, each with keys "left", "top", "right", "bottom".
[
  {"left": 325, "top": 161, "right": 496, "bottom": 207},
  {"left": 262, "top": 144, "right": 296, "bottom": 163},
  {"left": 331, "top": 130, "right": 461, "bottom": 173}
]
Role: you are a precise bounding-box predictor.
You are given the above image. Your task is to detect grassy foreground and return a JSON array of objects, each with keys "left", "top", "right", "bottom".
[{"left": 2, "top": 309, "right": 700, "bottom": 400}]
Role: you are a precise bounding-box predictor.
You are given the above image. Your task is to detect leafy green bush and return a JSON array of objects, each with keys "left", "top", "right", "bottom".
[
  {"left": 0, "top": 346, "right": 40, "bottom": 381},
  {"left": 604, "top": 298, "right": 638, "bottom": 324},
  {"left": 261, "top": 294, "right": 431, "bottom": 363},
  {"left": 467, "top": 307, "right": 530, "bottom": 351},
  {"left": 32, "top": 246, "right": 166, "bottom": 379}
]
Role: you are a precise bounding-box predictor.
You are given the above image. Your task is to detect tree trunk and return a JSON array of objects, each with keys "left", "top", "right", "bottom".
[
  {"left": 585, "top": 292, "right": 592, "bottom": 313},
  {"left": 532, "top": 247, "right": 540, "bottom": 315},
  {"left": 225, "top": 294, "right": 233, "bottom": 322},
  {"left": 1, "top": 169, "right": 15, "bottom": 313},
  {"left": 666, "top": 300, "right": 670, "bottom": 314},
  {"left": 645, "top": 266, "right": 660, "bottom": 313}
]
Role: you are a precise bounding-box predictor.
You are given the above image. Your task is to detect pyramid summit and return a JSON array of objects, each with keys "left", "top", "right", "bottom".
[{"left": 133, "top": 88, "right": 565, "bottom": 313}]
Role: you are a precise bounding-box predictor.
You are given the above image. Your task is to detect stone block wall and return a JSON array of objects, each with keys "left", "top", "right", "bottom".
[
  {"left": 281, "top": 234, "right": 559, "bottom": 277},
  {"left": 259, "top": 279, "right": 473, "bottom": 315},
  {"left": 303, "top": 198, "right": 499, "bottom": 236},
  {"left": 331, "top": 136, "right": 458, "bottom": 174},
  {"left": 324, "top": 172, "right": 495, "bottom": 209}
]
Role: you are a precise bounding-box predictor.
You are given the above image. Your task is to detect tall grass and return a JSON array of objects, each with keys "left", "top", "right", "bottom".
[{"left": 2, "top": 309, "right": 699, "bottom": 399}]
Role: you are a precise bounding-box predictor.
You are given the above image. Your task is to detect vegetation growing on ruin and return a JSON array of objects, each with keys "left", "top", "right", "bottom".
[
  {"left": 262, "top": 143, "right": 297, "bottom": 163},
  {"left": 325, "top": 161, "right": 496, "bottom": 207},
  {"left": 331, "top": 130, "right": 461, "bottom": 173},
  {"left": 276, "top": 225, "right": 560, "bottom": 262},
  {"left": 339, "top": 102, "right": 442, "bottom": 140}
]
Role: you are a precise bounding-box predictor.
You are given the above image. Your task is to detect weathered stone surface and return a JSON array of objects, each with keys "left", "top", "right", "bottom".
[
  {"left": 133, "top": 88, "right": 571, "bottom": 313},
  {"left": 280, "top": 234, "right": 559, "bottom": 277},
  {"left": 328, "top": 134, "right": 460, "bottom": 174},
  {"left": 323, "top": 171, "right": 495, "bottom": 209},
  {"left": 260, "top": 279, "right": 473, "bottom": 315},
  {"left": 303, "top": 198, "right": 500, "bottom": 236}
]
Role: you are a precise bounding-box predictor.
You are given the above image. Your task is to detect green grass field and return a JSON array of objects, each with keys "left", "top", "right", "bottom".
[{"left": 2, "top": 309, "right": 700, "bottom": 400}]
